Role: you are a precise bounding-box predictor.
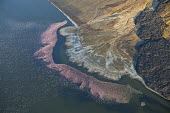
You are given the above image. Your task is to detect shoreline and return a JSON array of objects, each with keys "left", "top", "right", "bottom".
[
  {"left": 34, "top": 21, "right": 141, "bottom": 104},
  {"left": 144, "top": 83, "right": 169, "bottom": 100},
  {"left": 48, "top": 0, "right": 148, "bottom": 83},
  {"left": 48, "top": 0, "right": 79, "bottom": 28},
  {"left": 48, "top": 0, "right": 169, "bottom": 101},
  {"left": 129, "top": 75, "right": 168, "bottom": 100}
]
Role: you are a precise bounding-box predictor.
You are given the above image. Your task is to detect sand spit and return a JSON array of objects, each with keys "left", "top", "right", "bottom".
[{"left": 34, "top": 21, "right": 141, "bottom": 103}]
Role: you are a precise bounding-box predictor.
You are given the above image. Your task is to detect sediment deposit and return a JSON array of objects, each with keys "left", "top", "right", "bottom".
[
  {"left": 50, "top": 0, "right": 152, "bottom": 80},
  {"left": 50, "top": 0, "right": 170, "bottom": 100},
  {"left": 34, "top": 21, "right": 140, "bottom": 103}
]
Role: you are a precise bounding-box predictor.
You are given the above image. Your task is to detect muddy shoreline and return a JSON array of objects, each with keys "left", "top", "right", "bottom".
[
  {"left": 34, "top": 21, "right": 141, "bottom": 103},
  {"left": 48, "top": 0, "right": 169, "bottom": 101}
]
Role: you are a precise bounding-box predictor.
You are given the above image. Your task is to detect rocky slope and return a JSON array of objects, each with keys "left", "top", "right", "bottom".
[{"left": 135, "top": 0, "right": 170, "bottom": 99}]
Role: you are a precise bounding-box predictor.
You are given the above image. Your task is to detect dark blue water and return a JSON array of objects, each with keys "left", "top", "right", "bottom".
[{"left": 0, "top": 0, "right": 170, "bottom": 113}]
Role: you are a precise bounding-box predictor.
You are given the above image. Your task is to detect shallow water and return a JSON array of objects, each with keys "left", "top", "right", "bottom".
[{"left": 0, "top": 0, "right": 169, "bottom": 113}]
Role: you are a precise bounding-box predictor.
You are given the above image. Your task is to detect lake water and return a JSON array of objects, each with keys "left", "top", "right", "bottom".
[{"left": 0, "top": 0, "right": 170, "bottom": 113}]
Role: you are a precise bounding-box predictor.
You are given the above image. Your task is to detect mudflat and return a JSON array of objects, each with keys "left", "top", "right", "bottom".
[
  {"left": 34, "top": 21, "right": 140, "bottom": 103},
  {"left": 49, "top": 0, "right": 170, "bottom": 100}
]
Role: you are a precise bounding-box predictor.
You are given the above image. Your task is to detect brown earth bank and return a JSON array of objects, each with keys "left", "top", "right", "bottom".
[
  {"left": 49, "top": 0, "right": 170, "bottom": 100},
  {"left": 135, "top": 0, "right": 170, "bottom": 100}
]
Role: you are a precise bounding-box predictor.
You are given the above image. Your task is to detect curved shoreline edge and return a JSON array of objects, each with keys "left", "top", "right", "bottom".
[
  {"left": 34, "top": 21, "right": 141, "bottom": 103},
  {"left": 48, "top": 0, "right": 170, "bottom": 101},
  {"left": 49, "top": 0, "right": 144, "bottom": 82}
]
